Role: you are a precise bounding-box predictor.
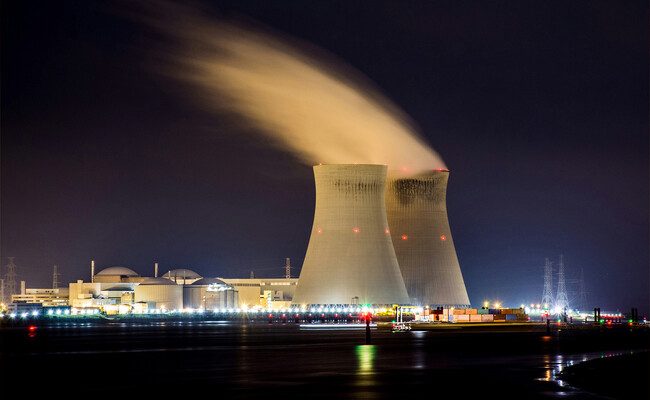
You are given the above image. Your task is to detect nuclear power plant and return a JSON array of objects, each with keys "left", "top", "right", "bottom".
[
  {"left": 293, "top": 164, "right": 410, "bottom": 305},
  {"left": 294, "top": 164, "right": 470, "bottom": 307},
  {"left": 386, "top": 169, "right": 470, "bottom": 307}
]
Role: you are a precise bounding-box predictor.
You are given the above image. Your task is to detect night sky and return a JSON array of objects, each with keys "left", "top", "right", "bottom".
[{"left": 2, "top": 1, "right": 648, "bottom": 312}]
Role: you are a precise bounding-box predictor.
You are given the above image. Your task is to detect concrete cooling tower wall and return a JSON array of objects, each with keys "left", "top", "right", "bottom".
[
  {"left": 293, "top": 164, "right": 410, "bottom": 305},
  {"left": 386, "top": 170, "right": 470, "bottom": 307}
]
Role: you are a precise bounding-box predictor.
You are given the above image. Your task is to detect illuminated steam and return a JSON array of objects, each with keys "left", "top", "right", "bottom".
[{"left": 142, "top": 3, "right": 446, "bottom": 173}]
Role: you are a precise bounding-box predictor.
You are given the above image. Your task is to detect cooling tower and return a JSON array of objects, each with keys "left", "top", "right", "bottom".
[
  {"left": 386, "top": 169, "right": 470, "bottom": 307},
  {"left": 293, "top": 164, "right": 410, "bottom": 305}
]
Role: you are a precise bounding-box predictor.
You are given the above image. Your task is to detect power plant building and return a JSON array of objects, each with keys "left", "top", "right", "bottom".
[
  {"left": 134, "top": 277, "right": 183, "bottom": 310},
  {"left": 220, "top": 278, "right": 298, "bottom": 309},
  {"left": 386, "top": 169, "right": 470, "bottom": 307},
  {"left": 162, "top": 269, "right": 203, "bottom": 285},
  {"left": 293, "top": 164, "right": 410, "bottom": 306},
  {"left": 183, "top": 278, "right": 238, "bottom": 309}
]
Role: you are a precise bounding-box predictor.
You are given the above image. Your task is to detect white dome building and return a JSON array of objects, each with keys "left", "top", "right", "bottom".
[
  {"left": 135, "top": 277, "right": 183, "bottom": 310},
  {"left": 94, "top": 266, "right": 143, "bottom": 283},
  {"left": 162, "top": 269, "right": 202, "bottom": 285}
]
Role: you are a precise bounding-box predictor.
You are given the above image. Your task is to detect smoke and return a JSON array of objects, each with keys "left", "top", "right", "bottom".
[{"left": 139, "top": 2, "right": 446, "bottom": 173}]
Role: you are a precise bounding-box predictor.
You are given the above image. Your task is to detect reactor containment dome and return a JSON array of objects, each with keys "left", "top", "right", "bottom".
[{"left": 293, "top": 164, "right": 409, "bottom": 306}]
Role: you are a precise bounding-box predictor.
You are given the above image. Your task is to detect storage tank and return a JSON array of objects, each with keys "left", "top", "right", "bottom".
[
  {"left": 134, "top": 277, "right": 183, "bottom": 310},
  {"left": 293, "top": 164, "right": 409, "bottom": 305},
  {"left": 386, "top": 169, "right": 470, "bottom": 307},
  {"left": 183, "top": 278, "right": 238, "bottom": 309}
]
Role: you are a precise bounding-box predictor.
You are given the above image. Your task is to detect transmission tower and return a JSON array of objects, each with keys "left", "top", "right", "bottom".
[
  {"left": 3, "top": 257, "right": 17, "bottom": 302},
  {"left": 52, "top": 265, "right": 61, "bottom": 289},
  {"left": 578, "top": 267, "right": 587, "bottom": 311},
  {"left": 541, "top": 258, "right": 554, "bottom": 310},
  {"left": 555, "top": 254, "right": 569, "bottom": 313},
  {"left": 285, "top": 258, "right": 291, "bottom": 279}
]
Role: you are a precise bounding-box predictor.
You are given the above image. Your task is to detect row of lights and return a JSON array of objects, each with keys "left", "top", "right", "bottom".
[{"left": 317, "top": 226, "right": 447, "bottom": 241}]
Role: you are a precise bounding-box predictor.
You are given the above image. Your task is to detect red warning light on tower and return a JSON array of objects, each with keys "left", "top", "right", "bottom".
[
  {"left": 352, "top": 227, "right": 360, "bottom": 234},
  {"left": 384, "top": 228, "right": 390, "bottom": 234},
  {"left": 440, "top": 234, "right": 447, "bottom": 241},
  {"left": 401, "top": 234, "right": 408, "bottom": 241},
  {"left": 316, "top": 227, "right": 323, "bottom": 234}
]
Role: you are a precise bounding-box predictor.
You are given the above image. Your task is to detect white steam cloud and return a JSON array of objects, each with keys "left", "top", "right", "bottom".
[{"left": 141, "top": 3, "right": 446, "bottom": 173}]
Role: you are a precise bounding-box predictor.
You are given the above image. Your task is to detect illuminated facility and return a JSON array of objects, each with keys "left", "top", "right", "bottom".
[
  {"left": 293, "top": 164, "right": 410, "bottom": 306},
  {"left": 386, "top": 169, "right": 470, "bottom": 307}
]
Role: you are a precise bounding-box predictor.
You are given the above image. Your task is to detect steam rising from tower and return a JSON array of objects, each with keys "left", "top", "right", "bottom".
[
  {"left": 386, "top": 170, "right": 470, "bottom": 307},
  {"left": 139, "top": 3, "right": 445, "bottom": 173},
  {"left": 293, "top": 165, "right": 409, "bottom": 305}
]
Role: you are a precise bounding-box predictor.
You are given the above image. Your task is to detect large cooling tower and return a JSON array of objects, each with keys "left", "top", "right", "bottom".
[
  {"left": 386, "top": 169, "right": 470, "bottom": 307},
  {"left": 293, "top": 164, "right": 410, "bottom": 305}
]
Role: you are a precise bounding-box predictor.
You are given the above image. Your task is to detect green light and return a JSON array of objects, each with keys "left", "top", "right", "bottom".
[
  {"left": 628, "top": 319, "right": 633, "bottom": 323},
  {"left": 599, "top": 319, "right": 605, "bottom": 324}
]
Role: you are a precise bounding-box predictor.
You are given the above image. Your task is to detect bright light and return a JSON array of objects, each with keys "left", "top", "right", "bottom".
[
  {"left": 56, "top": 309, "right": 62, "bottom": 315},
  {"left": 31, "top": 310, "right": 39, "bottom": 316},
  {"left": 352, "top": 227, "right": 360, "bottom": 233},
  {"left": 495, "top": 303, "right": 501, "bottom": 309},
  {"left": 401, "top": 234, "right": 408, "bottom": 241},
  {"left": 9, "top": 313, "right": 16, "bottom": 318},
  {"left": 544, "top": 303, "right": 548, "bottom": 309},
  {"left": 21, "top": 312, "right": 28, "bottom": 318},
  {"left": 316, "top": 227, "right": 323, "bottom": 234},
  {"left": 483, "top": 301, "right": 489, "bottom": 308},
  {"left": 440, "top": 234, "right": 447, "bottom": 241}
]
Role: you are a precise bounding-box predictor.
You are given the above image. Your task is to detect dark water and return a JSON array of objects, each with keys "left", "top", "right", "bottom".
[{"left": 1, "top": 321, "right": 647, "bottom": 398}]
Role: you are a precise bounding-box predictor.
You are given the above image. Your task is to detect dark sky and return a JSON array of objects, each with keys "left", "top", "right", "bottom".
[{"left": 2, "top": 1, "right": 648, "bottom": 313}]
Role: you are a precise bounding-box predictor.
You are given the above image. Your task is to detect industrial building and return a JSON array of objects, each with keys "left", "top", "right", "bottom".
[
  {"left": 134, "top": 277, "right": 183, "bottom": 310},
  {"left": 163, "top": 269, "right": 203, "bottom": 285},
  {"left": 10, "top": 287, "right": 69, "bottom": 308},
  {"left": 386, "top": 169, "right": 470, "bottom": 307},
  {"left": 220, "top": 278, "right": 297, "bottom": 309},
  {"left": 293, "top": 164, "right": 410, "bottom": 305},
  {"left": 183, "top": 278, "right": 238, "bottom": 309}
]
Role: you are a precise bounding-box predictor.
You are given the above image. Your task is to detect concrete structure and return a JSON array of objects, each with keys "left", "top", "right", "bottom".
[
  {"left": 134, "top": 277, "right": 182, "bottom": 310},
  {"left": 293, "top": 164, "right": 409, "bottom": 305},
  {"left": 183, "top": 278, "right": 238, "bottom": 309},
  {"left": 162, "top": 269, "right": 202, "bottom": 285},
  {"left": 386, "top": 169, "right": 470, "bottom": 307},
  {"left": 220, "top": 278, "right": 297, "bottom": 309},
  {"left": 11, "top": 288, "right": 69, "bottom": 307},
  {"left": 93, "top": 266, "right": 144, "bottom": 284}
]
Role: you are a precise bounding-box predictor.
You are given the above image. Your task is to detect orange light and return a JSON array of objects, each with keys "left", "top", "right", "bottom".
[
  {"left": 352, "top": 227, "right": 360, "bottom": 233},
  {"left": 316, "top": 227, "right": 323, "bottom": 234},
  {"left": 440, "top": 234, "right": 447, "bottom": 241},
  {"left": 401, "top": 234, "right": 408, "bottom": 241},
  {"left": 384, "top": 228, "right": 390, "bottom": 234}
]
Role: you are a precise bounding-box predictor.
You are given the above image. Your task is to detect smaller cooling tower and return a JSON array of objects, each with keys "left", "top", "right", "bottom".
[
  {"left": 386, "top": 169, "right": 470, "bottom": 307},
  {"left": 293, "top": 164, "right": 409, "bottom": 305}
]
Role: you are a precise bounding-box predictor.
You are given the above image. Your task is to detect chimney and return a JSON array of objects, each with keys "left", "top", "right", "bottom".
[
  {"left": 91, "top": 260, "right": 95, "bottom": 283},
  {"left": 154, "top": 262, "right": 159, "bottom": 278},
  {"left": 20, "top": 280, "right": 26, "bottom": 295}
]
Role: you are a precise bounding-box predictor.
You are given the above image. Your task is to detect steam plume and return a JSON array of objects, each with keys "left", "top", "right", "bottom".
[{"left": 141, "top": 3, "right": 446, "bottom": 173}]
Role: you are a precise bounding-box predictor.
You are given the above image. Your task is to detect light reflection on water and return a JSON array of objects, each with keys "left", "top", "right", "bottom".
[
  {"left": 356, "top": 344, "right": 376, "bottom": 375},
  {"left": 539, "top": 349, "right": 634, "bottom": 389},
  {"left": 355, "top": 344, "right": 377, "bottom": 397}
]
